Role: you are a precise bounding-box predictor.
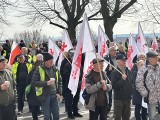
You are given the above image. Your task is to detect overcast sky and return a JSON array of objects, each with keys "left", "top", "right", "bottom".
[{"left": 1, "top": 0, "right": 159, "bottom": 40}]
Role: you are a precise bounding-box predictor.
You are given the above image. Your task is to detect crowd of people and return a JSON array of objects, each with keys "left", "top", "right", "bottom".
[{"left": 0, "top": 38, "right": 160, "bottom": 120}]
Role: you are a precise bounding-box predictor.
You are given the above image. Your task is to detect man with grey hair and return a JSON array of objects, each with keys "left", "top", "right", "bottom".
[
  {"left": 111, "top": 54, "right": 132, "bottom": 120},
  {"left": 104, "top": 45, "right": 117, "bottom": 113},
  {"left": 136, "top": 51, "right": 160, "bottom": 120}
]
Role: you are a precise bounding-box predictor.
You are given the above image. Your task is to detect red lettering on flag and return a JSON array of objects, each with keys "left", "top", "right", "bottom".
[
  {"left": 49, "top": 48, "right": 54, "bottom": 55},
  {"left": 61, "top": 42, "right": 67, "bottom": 52}
]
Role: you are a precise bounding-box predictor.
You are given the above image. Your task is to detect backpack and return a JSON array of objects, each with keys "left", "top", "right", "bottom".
[{"left": 82, "top": 72, "right": 95, "bottom": 105}]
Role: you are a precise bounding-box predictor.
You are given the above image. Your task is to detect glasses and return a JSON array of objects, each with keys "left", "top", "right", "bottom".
[{"left": 111, "top": 50, "right": 117, "bottom": 51}]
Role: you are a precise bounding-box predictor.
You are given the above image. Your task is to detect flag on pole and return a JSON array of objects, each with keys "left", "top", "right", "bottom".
[
  {"left": 57, "top": 30, "right": 73, "bottom": 69},
  {"left": 68, "top": 13, "right": 95, "bottom": 96},
  {"left": 48, "top": 38, "right": 60, "bottom": 64},
  {"left": 8, "top": 41, "right": 21, "bottom": 65},
  {"left": 98, "top": 25, "right": 108, "bottom": 57},
  {"left": 151, "top": 34, "right": 158, "bottom": 51},
  {"left": 126, "top": 34, "right": 140, "bottom": 70},
  {"left": 137, "top": 22, "right": 148, "bottom": 54},
  {"left": 80, "top": 51, "right": 94, "bottom": 104}
]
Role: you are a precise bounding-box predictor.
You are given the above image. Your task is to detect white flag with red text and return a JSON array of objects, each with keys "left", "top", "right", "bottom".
[
  {"left": 8, "top": 41, "right": 21, "bottom": 65},
  {"left": 137, "top": 22, "right": 148, "bottom": 54},
  {"left": 151, "top": 35, "right": 158, "bottom": 51},
  {"left": 57, "top": 30, "right": 73, "bottom": 69},
  {"left": 126, "top": 34, "right": 140, "bottom": 70},
  {"left": 80, "top": 51, "right": 94, "bottom": 104},
  {"left": 68, "top": 14, "right": 95, "bottom": 96},
  {"left": 98, "top": 25, "right": 108, "bottom": 57},
  {"left": 48, "top": 38, "right": 60, "bottom": 64}
]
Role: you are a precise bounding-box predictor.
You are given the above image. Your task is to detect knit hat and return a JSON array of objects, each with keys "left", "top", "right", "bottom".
[{"left": 43, "top": 52, "right": 53, "bottom": 61}]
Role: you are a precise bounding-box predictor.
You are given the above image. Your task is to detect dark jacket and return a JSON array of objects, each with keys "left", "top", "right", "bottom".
[
  {"left": 131, "top": 64, "right": 142, "bottom": 105},
  {"left": 2, "top": 43, "right": 11, "bottom": 60},
  {"left": 26, "top": 68, "right": 41, "bottom": 106},
  {"left": 111, "top": 67, "right": 132, "bottom": 100},
  {"left": 63, "top": 61, "right": 72, "bottom": 87}
]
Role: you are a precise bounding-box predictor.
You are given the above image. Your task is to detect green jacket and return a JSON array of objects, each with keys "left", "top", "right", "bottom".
[{"left": 0, "top": 69, "right": 16, "bottom": 106}]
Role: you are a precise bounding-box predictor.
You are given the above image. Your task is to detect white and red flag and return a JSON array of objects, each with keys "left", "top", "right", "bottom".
[
  {"left": 126, "top": 34, "right": 139, "bottom": 70},
  {"left": 48, "top": 38, "right": 60, "bottom": 64},
  {"left": 137, "top": 22, "right": 148, "bottom": 54},
  {"left": 8, "top": 41, "right": 21, "bottom": 65},
  {"left": 57, "top": 30, "right": 73, "bottom": 69},
  {"left": 98, "top": 25, "right": 108, "bottom": 57},
  {"left": 79, "top": 51, "right": 94, "bottom": 104},
  {"left": 151, "top": 34, "right": 158, "bottom": 51},
  {"left": 68, "top": 14, "right": 95, "bottom": 96}
]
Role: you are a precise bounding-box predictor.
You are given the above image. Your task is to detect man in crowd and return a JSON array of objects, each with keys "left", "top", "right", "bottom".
[
  {"left": 104, "top": 46, "right": 117, "bottom": 113},
  {"left": 111, "top": 54, "right": 132, "bottom": 120},
  {"left": 12, "top": 54, "right": 32, "bottom": 115},
  {"left": 85, "top": 58, "right": 112, "bottom": 120},
  {"left": 2, "top": 40, "right": 11, "bottom": 60},
  {"left": 32, "top": 53, "right": 62, "bottom": 120},
  {"left": 136, "top": 51, "right": 160, "bottom": 120},
  {"left": 63, "top": 51, "right": 83, "bottom": 119},
  {"left": 0, "top": 56, "right": 17, "bottom": 120}
]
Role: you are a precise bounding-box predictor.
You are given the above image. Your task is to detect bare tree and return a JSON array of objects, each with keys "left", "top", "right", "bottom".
[
  {"left": 100, "top": 0, "right": 137, "bottom": 41},
  {"left": 0, "top": 0, "right": 17, "bottom": 26},
  {"left": 13, "top": 30, "right": 48, "bottom": 46},
  {"left": 19, "top": 0, "right": 101, "bottom": 41}
]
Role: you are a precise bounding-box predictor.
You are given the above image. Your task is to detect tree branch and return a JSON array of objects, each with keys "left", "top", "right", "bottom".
[{"left": 112, "top": 0, "right": 137, "bottom": 18}]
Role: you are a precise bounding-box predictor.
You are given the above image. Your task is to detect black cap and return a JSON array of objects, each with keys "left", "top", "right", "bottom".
[
  {"left": 0, "top": 56, "right": 5, "bottom": 62},
  {"left": 43, "top": 52, "right": 53, "bottom": 62},
  {"left": 116, "top": 54, "right": 126, "bottom": 60},
  {"left": 146, "top": 51, "right": 158, "bottom": 58},
  {"left": 92, "top": 58, "right": 104, "bottom": 64}
]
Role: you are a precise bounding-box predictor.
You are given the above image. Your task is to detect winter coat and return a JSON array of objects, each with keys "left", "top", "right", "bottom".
[
  {"left": 85, "top": 70, "right": 112, "bottom": 111},
  {"left": 0, "top": 69, "right": 16, "bottom": 106},
  {"left": 136, "top": 63, "right": 160, "bottom": 104},
  {"left": 111, "top": 67, "right": 132, "bottom": 101}
]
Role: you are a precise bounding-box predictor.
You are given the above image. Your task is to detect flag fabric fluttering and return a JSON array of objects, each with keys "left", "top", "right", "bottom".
[
  {"left": 79, "top": 51, "right": 94, "bottom": 104},
  {"left": 68, "top": 14, "right": 95, "bottom": 96},
  {"left": 98, "top": 25, "right": 108, "bottom": 57},
  {"left": 126, "top": 34, "right": 140, "bottom": 70},
  {"left": 57, "top": 30, "right": 73, "bottom": 70},
  {"left": 137, "top": 22, "right": 148, "bottom": 54},
  {"left": 48, "top": 38, "right": 60, "bottom": 64},
  {"left": 8, "top": 41, "right": 21, "bottom": 65}
]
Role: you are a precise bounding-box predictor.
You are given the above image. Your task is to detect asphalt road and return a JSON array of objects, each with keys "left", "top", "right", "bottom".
[{"left": 17, "top": 101, "right": 160, "bottom": 120}]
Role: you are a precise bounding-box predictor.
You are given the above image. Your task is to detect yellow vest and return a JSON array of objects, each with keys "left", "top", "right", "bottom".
[
  {"left": 11, "top": 62, "right": 32, "bottom": 80},
  {"left": 32, "top": 55, "right": 36, "bottom": 63},
  {"left": 35, "top": 66, "right": 59, "bottom": 96},
  {"left": 2, "top": 50, "right": 6, "bottom": 57}
]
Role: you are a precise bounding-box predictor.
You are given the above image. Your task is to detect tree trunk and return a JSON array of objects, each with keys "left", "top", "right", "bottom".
[
  {"left": 103, "top": 19, "right": 114, "bottom": 42},
  {"left": 67, "top": 22, "right": 76, "bottom": 42}
]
